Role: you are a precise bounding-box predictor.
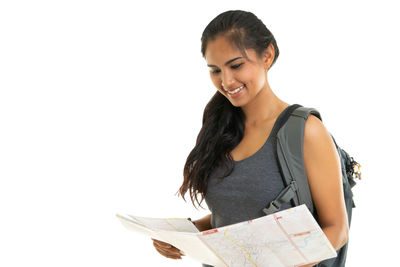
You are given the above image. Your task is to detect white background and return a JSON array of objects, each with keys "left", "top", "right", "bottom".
[{"left": 1, "top": 0, "right": 398, "bottom": 266}]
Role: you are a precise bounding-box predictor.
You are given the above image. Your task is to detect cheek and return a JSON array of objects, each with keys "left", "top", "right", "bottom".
[
  {"left": 244, "top": 68, "right": 264, "bottom": 88},
  {"left": 237, "top": 67, "right": 254, "bottom": 83},
  {"left": 210, "top": 74, "right": 221, "bottom": 88},
  {"left": 209, "top": 76, "right": 227, "bottom": 95}
]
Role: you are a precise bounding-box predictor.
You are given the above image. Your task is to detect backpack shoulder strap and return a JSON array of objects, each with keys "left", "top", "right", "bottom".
[{"left": 263, "top": 104, "right": 322, "bottom": 216}]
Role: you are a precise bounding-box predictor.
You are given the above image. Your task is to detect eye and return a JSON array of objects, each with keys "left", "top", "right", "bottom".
[
  {"left": 231, "top": 63, "right": 243, "bottom": 69},
  {"left": 210, "top": 63, "right": 243, "bottom": 75}
]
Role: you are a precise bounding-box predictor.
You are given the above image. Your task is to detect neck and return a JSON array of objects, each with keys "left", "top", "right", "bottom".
[{"left": 241, "top": 83, "right": 288, "bottom": 128}]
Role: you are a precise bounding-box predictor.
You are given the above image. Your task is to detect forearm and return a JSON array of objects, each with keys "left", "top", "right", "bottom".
[
  {"left": 193, "top": 213, "right": 212, "bottom": 232},
  {"left": 299, "top": 224, "right": 348, "bottom": 267}
]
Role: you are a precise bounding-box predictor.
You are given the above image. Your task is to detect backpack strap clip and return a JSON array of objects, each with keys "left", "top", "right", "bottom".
[{"left": 262, "top": 181, "right": 298, "bottom": 215}]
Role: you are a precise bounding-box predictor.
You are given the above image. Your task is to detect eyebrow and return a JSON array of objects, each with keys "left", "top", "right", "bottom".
[{"left": 207, "top": 57, "right": 243, "bottom": 68}]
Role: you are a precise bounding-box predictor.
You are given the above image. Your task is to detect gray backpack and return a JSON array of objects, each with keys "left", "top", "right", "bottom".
[{"left": 262, "top": 104, "right": 361, "bottom": 267}]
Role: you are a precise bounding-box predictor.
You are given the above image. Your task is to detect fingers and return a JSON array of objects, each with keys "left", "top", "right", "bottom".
[
  {"left": 152, "top": 238, "right": 171, "bottom": 248},
  {"left": 154, "top": 244, "right": 184, "bottom": 259},
  {"left": 151, "top": 238, "right": 185, "bottom": 260}
]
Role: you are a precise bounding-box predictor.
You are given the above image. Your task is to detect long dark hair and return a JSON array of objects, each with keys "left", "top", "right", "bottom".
[{"left": 176, "top": 10, "right": 280, "bottom": 209}]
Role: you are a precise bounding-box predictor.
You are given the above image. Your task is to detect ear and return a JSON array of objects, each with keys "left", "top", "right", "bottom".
[{"left": 262, "top": 43, "right": 275, "bottom": 70}]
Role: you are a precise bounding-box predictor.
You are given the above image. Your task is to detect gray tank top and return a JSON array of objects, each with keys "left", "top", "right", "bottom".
[{"left": 202, "top": 107, "right": 292, "bottom": 267}]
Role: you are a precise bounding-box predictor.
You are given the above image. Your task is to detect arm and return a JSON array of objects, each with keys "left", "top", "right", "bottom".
[
  {"left": 193, "top": 213, "right": 212, "bottom": 232},
  {"left": 299, "top": 115, "right": 349, "bottom": 267}
]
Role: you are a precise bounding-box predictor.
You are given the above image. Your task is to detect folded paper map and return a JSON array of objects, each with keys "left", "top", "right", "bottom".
[{"left": 116, "top": 204, "right": 337, "bottom": 267}]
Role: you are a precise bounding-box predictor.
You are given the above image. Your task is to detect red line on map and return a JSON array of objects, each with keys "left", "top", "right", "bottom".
[
  {"left": 293, "top": 231, "right": 311, "bottom": 237},
  {"left": 273, "top": 214, "right": 309, "bottom": 263},
  {"left": 202, "top": 229, "right": 219, "bottom": 235}
]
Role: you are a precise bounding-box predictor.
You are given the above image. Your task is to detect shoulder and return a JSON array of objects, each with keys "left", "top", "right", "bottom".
[
  {"left": 303, "top": 113, "right": 338, "bottom": 169},
  {"left": 302, "top": 113, "right": 336, "bottom": 152},
  {"left": 304, "top": 113, "right": 325, "bottom": 139}
]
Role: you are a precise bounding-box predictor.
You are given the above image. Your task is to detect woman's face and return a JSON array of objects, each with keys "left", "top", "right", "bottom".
[{"left": 204, "top": 36, "right": 272, "bottom": 107}]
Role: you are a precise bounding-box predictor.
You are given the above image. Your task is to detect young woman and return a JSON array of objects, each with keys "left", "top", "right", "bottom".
[{"left": 151, "top": 10, "right": 349, "bottom": 267}]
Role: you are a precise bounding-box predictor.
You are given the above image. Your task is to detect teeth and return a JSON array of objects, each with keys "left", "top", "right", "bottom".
[{"left": 228, "top": 85, "right": 244, "bottom": 94}]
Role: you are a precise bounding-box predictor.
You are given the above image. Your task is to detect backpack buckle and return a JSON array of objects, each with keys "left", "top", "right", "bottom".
[
  {"left": 262, "top": 181, "right": 298, "bottom": 216},
  {"left": 262, "top": 200, "right": 280, "bottom": 215}
]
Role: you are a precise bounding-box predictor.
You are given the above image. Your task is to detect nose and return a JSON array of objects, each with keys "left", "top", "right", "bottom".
[{"left": 221, "top": 70, "right": 235, "bottom": 90}]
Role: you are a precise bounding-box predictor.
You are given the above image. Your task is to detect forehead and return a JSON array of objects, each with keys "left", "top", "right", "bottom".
[
  {"left": 205, "top": 36, "right": 259, "bottom": 66},
  {"left": 205, "top": 36, "right": 245, "bottom": 64}
]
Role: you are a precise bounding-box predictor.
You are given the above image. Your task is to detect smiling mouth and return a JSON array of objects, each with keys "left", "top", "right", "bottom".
[{"left": 226, "top": 85, "right": 245, "bottom": 95}]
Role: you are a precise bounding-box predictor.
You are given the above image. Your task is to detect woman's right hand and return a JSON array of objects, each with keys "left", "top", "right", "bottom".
[{"left": 151, "top": 238, "right": 185, "bottom": 260}]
